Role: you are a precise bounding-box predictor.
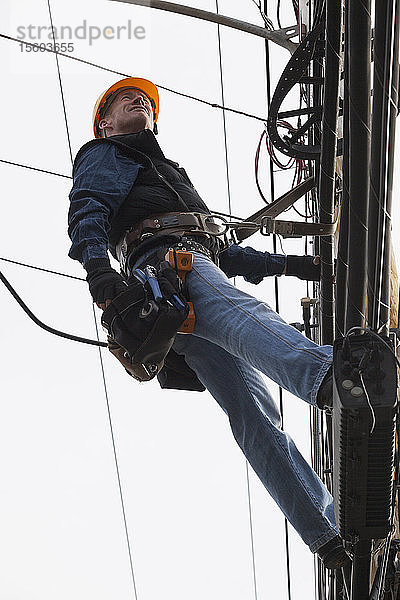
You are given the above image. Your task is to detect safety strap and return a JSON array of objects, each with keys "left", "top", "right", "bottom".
[{"left": 231, "top": 177, "right": 337, "bottom": 240}]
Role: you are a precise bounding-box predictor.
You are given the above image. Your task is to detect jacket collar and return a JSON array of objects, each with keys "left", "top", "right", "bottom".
[{"left": 109, "top": 129, "right": 165, "bottom": 161}]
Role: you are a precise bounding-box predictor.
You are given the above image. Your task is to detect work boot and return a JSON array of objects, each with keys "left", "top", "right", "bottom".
[
  {"left": 316, "top": 367, "right": 333, "bottom": 409},
  {"left": 317, "top": 535, "right": 350, "bottom": 570}
]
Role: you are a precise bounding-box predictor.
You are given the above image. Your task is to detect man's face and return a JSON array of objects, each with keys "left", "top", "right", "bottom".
[{"left": 99, "top": 87, "right": 154, "bottom": 136}]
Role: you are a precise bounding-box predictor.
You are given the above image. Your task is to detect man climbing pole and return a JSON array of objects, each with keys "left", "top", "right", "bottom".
[{"left": 68, "top": 76, "right": 348, "bottom": 569}]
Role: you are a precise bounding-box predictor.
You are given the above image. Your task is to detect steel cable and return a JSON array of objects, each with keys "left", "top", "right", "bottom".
[
  {"left": 0, "top": 268, "right": 107, "bottom": 347},
  {"left": 263, "top": 1, "right": 292, "bottom": 597},
  {"left": 0, "top": 158, "right": 72, "bottom": 178},
  {"left": 215, "top": 3, "right": 258, "bottom": 596},
  {"left": 45, "top": 1, "right": 139, "bottom": 596},
  {"left": 0, "top": 33, "right": 268, "bottom": 124}
]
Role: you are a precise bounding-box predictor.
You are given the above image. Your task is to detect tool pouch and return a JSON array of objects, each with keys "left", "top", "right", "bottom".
[
  {"left": 157, "top": 349, "right": 206, "bottom": 392},
  {"left": 101, "top": 261, "right": 189, "bottom": 382}
]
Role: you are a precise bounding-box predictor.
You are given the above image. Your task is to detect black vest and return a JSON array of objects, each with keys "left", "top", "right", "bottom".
[{"left": 74, "top": 130, "right": 210, "bottom": 259}]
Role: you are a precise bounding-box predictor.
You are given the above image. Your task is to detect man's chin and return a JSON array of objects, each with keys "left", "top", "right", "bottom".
[
  {"left": 127, "top": 115, "right": 151, "bottom": 133},
  {"left": 109, "top": 118, "right": 153, "bottom": 136}
]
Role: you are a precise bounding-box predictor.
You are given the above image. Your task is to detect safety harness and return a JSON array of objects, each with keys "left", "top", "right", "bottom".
[
  {"left": 93, "top": 135, "right": 333, "bottom": 390},
  {"left": 116, "top": 211, "right": 225, "bottom": 275}
]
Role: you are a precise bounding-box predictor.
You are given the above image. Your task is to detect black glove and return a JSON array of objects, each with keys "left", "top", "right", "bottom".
[
  {"left": 85, "top": 258, "right": 127, "bottom": 304},
  {"left": 219, "top": 244, "right": 285, "bottom": 284},
  {"left": 285, "top": 255, "right": 321, "bottom": 281}
]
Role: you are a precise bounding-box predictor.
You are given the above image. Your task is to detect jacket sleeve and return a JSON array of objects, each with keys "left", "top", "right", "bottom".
[
  {"left": 219, "top": 244, "right": 286, "bottom": 279},
  {"left": 68, "top": 143, "right": 142, "bottom": 267}
]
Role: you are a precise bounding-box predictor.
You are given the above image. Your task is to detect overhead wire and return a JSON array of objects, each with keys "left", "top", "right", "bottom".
[
  {"left": 91, "top": 305, "right": 139, "bottom": 600},
  {"left": 46, "top": 0, "right": 73, "bottom": 164},
  {"left": 215, "top": 3, "right": 258, "bottom": 597},
  {"left": 45, "top": 1, "right": 139, "bottom": 597},
  {"left": 277, "top": 0, "right": 283, "bottom": 29},
  {"left": 0, "top": 33, "right": 268, "bottom": 124},
  {"left": 0, "top": 158, "right": 72, "bottom": 179},
  {"left": 262, "top": 1, "right": 292, "bottom": 597},
  {"left": 0, "top": 269, "right": 107, "bottom": 347},
  {"left": 0, "top": 257, "right": 110, "bottom": 346},
  {"left": 0, "top": 157, "right": 246, "bottom": 221},
  {"left": 0, "top": 256, "right": 85, "bottom": 280},
  {"left": 250, "top": 0, "right": 275, "bottom": 30}
]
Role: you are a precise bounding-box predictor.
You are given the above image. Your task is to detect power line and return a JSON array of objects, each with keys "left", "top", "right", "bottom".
[
  {"left": 47, "top": 0, "right": 73, "bottom": 165},
  {"left": 0, "top": 158, "right": 72, "bottom": 179},
  {"left": 44, "top": 1, "right": 139, "bottom": 595},
  {"left": 263, "top": 0, "right": 292, "bottom": 597},
  {"left": 92, "top": 306, "right": 139, "bottom": 599},
  {"left": 215, "top": 1, "right": 233, "bottom": 217},
  {"left": 215, "top": 3, "right": 258, "bottom": 597},
  {"left": 0, "top": 158, "right": 247, "bottom": 219},
  {"left": 0, "top": 256, "right": 85, "bottom": 280},
  {"left": 0, "top": 32, "right": 267, "bottom": 123},
  {"left": 0, "top": 268, "right": 106, "bottom": 347}
]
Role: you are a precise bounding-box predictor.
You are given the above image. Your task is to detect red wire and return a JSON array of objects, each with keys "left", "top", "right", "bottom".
[{"left": 255, "top": 122, "right": 311, "bottom": 205}]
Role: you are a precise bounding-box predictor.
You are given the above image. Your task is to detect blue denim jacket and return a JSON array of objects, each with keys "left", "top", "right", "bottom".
[
  {"left": 67, "top": 142, "right": 286, "bottom": 278},
  {"left": 68, "top": 143, "right": 142, "bottom": 266}
]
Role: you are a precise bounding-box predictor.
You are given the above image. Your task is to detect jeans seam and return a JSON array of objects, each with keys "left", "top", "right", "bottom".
[
  {"left": 233, "top": 356, "right": 336, "bottom": 544},
  {"left": 311, "top": 360, "right": 332, "bottom": 406},
  {"left": 192, "top": 265, "right": 332, "bottom": 365}
]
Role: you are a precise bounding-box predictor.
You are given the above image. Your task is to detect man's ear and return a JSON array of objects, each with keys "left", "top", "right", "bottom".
[{"left": 99, "top": 119, "right": 108, "bottom": 131}]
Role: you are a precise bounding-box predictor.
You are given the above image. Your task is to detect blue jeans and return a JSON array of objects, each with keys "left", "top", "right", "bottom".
[{"left": 133, "top": 249, "right": 337, "bottom": 552}]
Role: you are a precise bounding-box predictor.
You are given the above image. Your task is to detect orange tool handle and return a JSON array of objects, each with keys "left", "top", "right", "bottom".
[
  {"left": 165, "top": 249, "right": 193, "bottom": 282},
  {"left": 179, "top": 302, "right": 195, "bottom": 334},
  {"left": 165, "top": 249, "right": 195, "bottom": 333}
]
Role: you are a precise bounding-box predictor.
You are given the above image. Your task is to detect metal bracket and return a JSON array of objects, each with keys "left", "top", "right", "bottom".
[
  {"left": 110, "top": 0, "right": 299, "bottom": 53},
  {"left": 301, "top": 297, "right": 319, "bottom": 339},
  {"left": 260, "top": 216, "right": 337, "bottom": 238},
  {"left": 197, "top": 214, "right": 227, "bottom": 236},
  {"left": 267, "top": 22, "right": 325, "bottom": 159}
]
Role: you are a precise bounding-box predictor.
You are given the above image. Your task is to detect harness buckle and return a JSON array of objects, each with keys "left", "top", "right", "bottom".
[{"left": 196, "top": 213, "right": 226, "bottom": 236}]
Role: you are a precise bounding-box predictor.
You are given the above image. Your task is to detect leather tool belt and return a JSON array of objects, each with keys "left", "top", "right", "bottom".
[
  {"left": 170, "top": 238, "right": 213, "bottom": 261},
  {"left": 116, "top": 211, "right": 225, "bottom": 265}
]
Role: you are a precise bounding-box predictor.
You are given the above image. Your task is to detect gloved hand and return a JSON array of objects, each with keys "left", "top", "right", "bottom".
[
  {"left": 219, "top": 244, "right": 286, "bottom": 284},
  {"left": 85, "top": 258, "right": 127, "bottom": 308},
  {"left": 285, "top": 255, "right": 321, "bottom": 281}
]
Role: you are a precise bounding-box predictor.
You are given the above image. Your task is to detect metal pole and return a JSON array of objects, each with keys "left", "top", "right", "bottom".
[
  {"left": 345, "top": 0, "right": 371, "bottom": 331},
  {"left": 368, "top": 0, "right": 400, "bottom": 333},
  {"left": 350, "top": 540, "right": 372, "bottom": 600},
  {"left": 318, "top": 0, "right": 342, "bottom": 344},
  {"left": 335, "top": 1, "right": 350, "bottom": 338},
  {"left": 380, "top": 0, "right": 400, "bottom": 329}
]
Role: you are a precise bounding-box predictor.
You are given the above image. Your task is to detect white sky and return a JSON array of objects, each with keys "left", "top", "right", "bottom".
[{"left": 1, "top": 1, "right": 400, "bottom": 599}]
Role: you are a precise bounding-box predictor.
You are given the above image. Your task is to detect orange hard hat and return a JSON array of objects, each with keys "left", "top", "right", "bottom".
[{"left": 92, "top": 76, "right": 159, "bottom": 138}]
